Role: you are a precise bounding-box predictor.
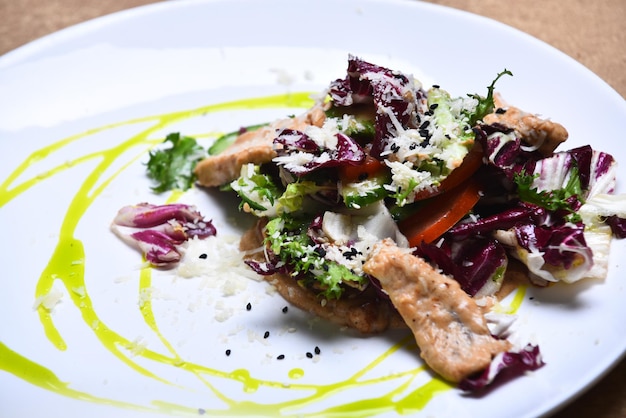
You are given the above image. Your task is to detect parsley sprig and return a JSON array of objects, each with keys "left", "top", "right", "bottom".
[{"left": 146, "top": 133, "right": 206, "bottom": 193}]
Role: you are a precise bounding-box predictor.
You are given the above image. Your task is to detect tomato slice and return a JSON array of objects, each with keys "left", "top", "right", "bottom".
[
  {"left": 398, "top": 176, "right": 482, "bottom": 247},
  {"left": 339, "top": 155, "right": 386, "bottom": 183},
  {"left": 413, "top": 141, "right": 484, "bottom": 201}
]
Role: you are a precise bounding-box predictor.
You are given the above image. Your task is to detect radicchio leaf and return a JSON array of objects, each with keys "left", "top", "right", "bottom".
[
  {"left": 448, "top": 202, "right": 548, "bottom": 240},
  {"left": 417, "top": 237, "right": 507, "bottom": 297},
  {"left": 328, "top": 55, "right": 423, "bottom": 158},
  {"left": 473, "top": 123, "right": 537, "bottom": 178},
  {"left": 459, "top": 344, "right": 544, "bottom": 392},
  {"left": 111, "top": 203, "right": 216, "bottom": 267},
  {"left": 515, "top": 223, "right": 593, "bottom": 275},
  {"left": 606, "top": 215, "right": 626, "bottom": 238},
  {"left": 273, "top": 129, "right": 365, "bottom": 176},
  {"left": 568, "top": 145, "right": 616, "bottom": 198},
  {"left": 244, "top": 259, "right": 284, "bottom": 276}
]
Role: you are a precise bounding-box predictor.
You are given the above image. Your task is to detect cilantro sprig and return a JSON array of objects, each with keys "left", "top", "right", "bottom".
[{"left": 146, "top": 133, "right": 206, "bottom": 193}]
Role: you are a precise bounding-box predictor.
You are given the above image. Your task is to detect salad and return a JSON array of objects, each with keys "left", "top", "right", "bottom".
[{"left": 112, "top": 55, "right": 626, "bottom": 391}]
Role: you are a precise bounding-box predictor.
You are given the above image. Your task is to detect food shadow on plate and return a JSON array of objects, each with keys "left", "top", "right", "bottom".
[
  {"left": 240, "top": 295, "right": 419, "bottom": 356},
  {"left": 524, "top": 277, "right": 604, "bottom": 310}
]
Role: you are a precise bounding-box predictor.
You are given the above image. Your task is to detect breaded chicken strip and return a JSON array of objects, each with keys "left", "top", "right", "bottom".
[
  {"left": 363, "top": 239, "right": 511, "bottom": 382},
  {"left": 484, "top": 94, "right": 568, "bottom": 155},
  {"left": 194, "top": 105, "right": 326, "bottom": 187}
]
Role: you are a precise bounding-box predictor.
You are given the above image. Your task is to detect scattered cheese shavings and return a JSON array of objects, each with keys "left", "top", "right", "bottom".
[
  {"left": 126, "top": 336, "right": 148, "bottom": 357},
  {"left": 32, "top": 284, "right": 64, "bottom": 312}
]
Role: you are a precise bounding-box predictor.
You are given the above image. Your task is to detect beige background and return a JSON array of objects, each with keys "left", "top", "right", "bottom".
[{"left": 0, "top": 1, "right": 624, "bottom": 417}]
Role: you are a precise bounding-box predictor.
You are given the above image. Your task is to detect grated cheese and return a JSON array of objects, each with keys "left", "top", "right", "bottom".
[{"left": 32, "top": 283, "right": 64, "bottom": 312}]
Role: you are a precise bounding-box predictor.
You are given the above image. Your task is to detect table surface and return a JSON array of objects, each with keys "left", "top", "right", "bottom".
[{"left": 0, "top": 1, "right": 624, "bottom": 417}]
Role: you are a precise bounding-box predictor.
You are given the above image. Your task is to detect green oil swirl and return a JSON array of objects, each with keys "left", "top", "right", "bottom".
[{"left": 0, "top": 91, "right": 524, "bottom": 416}]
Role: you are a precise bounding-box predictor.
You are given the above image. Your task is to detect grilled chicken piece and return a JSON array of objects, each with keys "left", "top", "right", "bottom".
[
  {"left": 194, "top": 105, "right": 326, "bottom": 187},
  {"left": 239, "top": 220, "right": 405, "bottom": 334},
  {"left": 484, "top": 94, "right": 568, "bottom": 155},
  {"left": 363, "top": 239, "right": 511, "bottom": 382}
]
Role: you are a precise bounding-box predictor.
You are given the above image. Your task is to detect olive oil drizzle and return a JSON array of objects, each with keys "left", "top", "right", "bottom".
[{"left": 0, "top": 92, "right": 526, "bottom": 416}]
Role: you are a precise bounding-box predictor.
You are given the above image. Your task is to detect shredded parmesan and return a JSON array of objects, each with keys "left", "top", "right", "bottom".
[{"left": 33, "top": 283, "right": 64, "bottom": 312}]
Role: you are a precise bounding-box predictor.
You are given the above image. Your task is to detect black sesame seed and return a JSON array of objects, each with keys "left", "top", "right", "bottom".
[
  {"left": 419, "top": 120, "right": 430, "bottom": 130},
  {"left": 277, "top": 354, "right": 285, "bottom": 360},
  {"left": 432, "top": 84, "right": 440, "bottom": 89},
  {"left": 314, "top": 346, "right": 321, "bottom": 355},
  {"left": 199, "top": 253, "right": 208, "bottom": 259},
  {"left": 429, "top": 103, "right": 439, "bottom": 110},
  {"left": 246, "top": 302, "right": 252, "bottom": 311},
  {"left": 495, "top": 107, "right": 507, "bottom": 114},
  {"left": 306, "top": 352, "right": 313, "bottom": 359},
  {"left": 264, "top": 331, "right": 270, "bottom": 339},
  {"left": 225, "top": 349, "right": 231, "bottom": 356},
  {"left": 424, "top": 110, "right": 434, "bottom": 117},
  {"left": 282, "top": 306, "right": 289, "bottom": 313},
  {"left": 343, "top": 247, "right": 358, "bottom": 260}
]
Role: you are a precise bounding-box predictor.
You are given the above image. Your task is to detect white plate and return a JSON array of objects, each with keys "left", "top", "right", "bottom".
[{"left": 1, "top": 0, "right": 625, "bottom": 417}]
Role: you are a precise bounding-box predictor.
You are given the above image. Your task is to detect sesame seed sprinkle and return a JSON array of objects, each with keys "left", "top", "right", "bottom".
[
  {"left": 277, "top": 354, "right": 285, "bottom": 360},
  {"left": 264, "top": 331, "right": 270, "bottom": 339},
  {"left": 246, "top": 302, "right": 252, "bottom": 311},
  {"left": 198, "top": 253, "right": 208, "bottom": 259}
]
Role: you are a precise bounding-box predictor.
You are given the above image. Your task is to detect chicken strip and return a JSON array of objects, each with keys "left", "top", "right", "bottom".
[
  {"left": 363, "top": 239, "right": 511, "bottom": 382},
  {"left": 484, "top": 94, "right": 568, "bottom": 155},
  {"left": 194, "top": 104, "right": 326, "bottom": 187}
]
